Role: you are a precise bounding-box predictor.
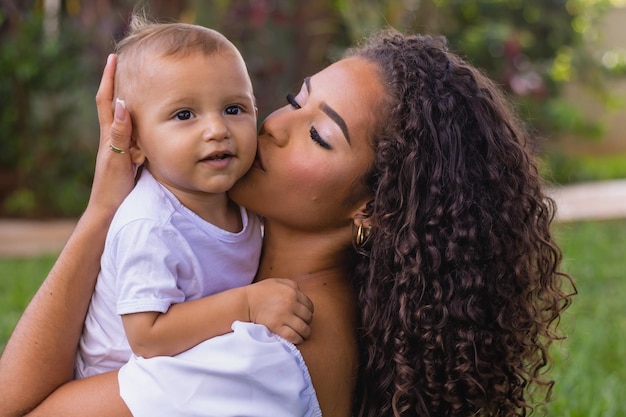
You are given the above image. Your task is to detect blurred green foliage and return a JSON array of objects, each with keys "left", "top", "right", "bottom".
[
  {"left": 434, "top": 0, "right": 597, "bottom": 136},
  {"left": 335, "top": 0, "right": 625, "bottom": 137},
  {"left": 1, "top": 0, "right": 624, "bottom": 217},
  {"left": 0, "top": 7, "right": 96, "bottom": 217},
  {"left": 542, "top": 152, "right": 626, "bottom": 185}
]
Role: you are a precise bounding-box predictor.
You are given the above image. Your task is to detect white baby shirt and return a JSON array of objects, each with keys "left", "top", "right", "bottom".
[
  {"left": 119, "top": 321, "right": 322, "bottom": 417},
  {"left": 75, "top": 170, "right": 262, "bottom": 378}
]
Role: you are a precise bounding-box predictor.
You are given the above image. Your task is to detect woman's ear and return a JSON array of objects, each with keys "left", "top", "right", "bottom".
[
  {"left": 352, "top": 201, "right": 373, "bottom": 229},
  {"left": 352, "top": 202, "right": 373, "bottom": 248}
]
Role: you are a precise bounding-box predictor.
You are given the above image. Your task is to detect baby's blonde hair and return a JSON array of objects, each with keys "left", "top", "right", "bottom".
[{"left": 114, "top": 14, "right": 243, "bottom": 102}]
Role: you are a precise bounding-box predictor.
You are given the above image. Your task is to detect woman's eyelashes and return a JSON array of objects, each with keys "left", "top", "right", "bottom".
[
  {"left": 286, "top": 93, "right": 301, "bottom": 109},
  {"left": 287, "top": 93, "right": 332, "bottom": 149},
  {"left": 286, "top": 92, "right": 331, "bottom": 150},
  {"left": 310, "top": 127, "right": 331, "bottom": 149}
]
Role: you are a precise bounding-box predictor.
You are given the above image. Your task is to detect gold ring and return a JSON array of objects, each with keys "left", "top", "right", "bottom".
[{"left": 109, "top": 144, "right": 127, "bottom": 154}]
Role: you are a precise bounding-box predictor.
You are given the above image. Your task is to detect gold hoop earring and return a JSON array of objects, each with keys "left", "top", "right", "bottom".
[{"left": 355, "top": 224, "right": 371, "bottom": 246}]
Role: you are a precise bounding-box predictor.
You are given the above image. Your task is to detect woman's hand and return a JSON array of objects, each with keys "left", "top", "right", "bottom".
[{"left": 87, "top": 53, "right": 135, "bottom": 221}]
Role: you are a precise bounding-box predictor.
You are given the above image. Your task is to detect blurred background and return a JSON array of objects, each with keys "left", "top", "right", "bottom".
[{"left": 0, "top": 0, "right": 625, "bottom": 218}]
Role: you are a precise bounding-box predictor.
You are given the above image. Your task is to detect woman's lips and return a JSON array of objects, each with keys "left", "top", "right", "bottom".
[{"left": 252, "top": 151, "right": 265, "bottom": 171}]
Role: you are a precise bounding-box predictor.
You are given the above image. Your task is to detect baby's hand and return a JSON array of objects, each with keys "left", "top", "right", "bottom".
[{"left": 245, "top": 279, "right": 314, "bottom": 344}]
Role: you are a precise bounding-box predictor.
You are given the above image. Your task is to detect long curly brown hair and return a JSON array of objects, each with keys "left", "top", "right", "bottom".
[{"left": 348, "top": 31, "right": 575, "bottom": 417}]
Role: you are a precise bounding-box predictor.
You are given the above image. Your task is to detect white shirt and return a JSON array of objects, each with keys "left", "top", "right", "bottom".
[
  {"left": 75, "top": 171, "right": 262, "bottom": 378},
  {"left": 119, "top": 321, "right": 322, "bottom": 417}
]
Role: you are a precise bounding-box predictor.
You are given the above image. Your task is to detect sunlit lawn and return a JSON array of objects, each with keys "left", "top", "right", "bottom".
[
  {"left": 1, "top": 220, "right": 625, "bottom": 416},
  {"left": 0, "top": 254, "right": 56, "bottom": 350},
  {"left": 547, "top": 220, "right": 626, "bottom": 417}
]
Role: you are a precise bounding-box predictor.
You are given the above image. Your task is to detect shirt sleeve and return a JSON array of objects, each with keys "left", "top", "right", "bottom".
[
  {"left": 113, "top": 219, "right": 187, "bottom": 315},
  {"left": 118, "top": 321, "right": 322, "bottom": 417}
]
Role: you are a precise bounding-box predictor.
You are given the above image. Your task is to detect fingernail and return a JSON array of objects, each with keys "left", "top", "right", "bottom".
[{"left": 114, "top": 98, "right": 126, "bottom": 122}]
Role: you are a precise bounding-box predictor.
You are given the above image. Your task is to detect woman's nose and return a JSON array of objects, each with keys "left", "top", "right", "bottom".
[
  {"left": 259, "top": 106, "right": 291, "bottom": 147},
  {"left": 202, "top": 115, "right": 229, "bottom": 141}
]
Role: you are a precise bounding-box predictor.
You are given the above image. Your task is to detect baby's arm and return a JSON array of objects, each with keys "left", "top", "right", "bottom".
[{"left": 122, "top": 278, "right": 314, "bottom": 358}]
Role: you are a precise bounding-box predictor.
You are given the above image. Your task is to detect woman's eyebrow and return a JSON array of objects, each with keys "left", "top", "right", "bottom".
[{"left": 305, "top": 77, "right": 351, "bottom": 145}]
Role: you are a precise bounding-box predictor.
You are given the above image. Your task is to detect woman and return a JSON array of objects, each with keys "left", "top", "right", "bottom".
[{"left": 0, "top": 30, "right": 574, "bottom": 417}]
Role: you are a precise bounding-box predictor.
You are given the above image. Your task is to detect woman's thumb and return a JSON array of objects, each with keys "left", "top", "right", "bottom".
[{"left": 110, "top": 98, "right": 132, "bottom": 151}]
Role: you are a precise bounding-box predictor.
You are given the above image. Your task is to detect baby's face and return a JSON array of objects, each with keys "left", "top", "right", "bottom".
[{"left": 127, "top": 51, "right": 257, "bottom": 210}]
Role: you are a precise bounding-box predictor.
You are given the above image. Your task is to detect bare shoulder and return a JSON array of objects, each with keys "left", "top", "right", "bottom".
[{"left": 298, "top": 277, "right": 358, "bottom": 417}]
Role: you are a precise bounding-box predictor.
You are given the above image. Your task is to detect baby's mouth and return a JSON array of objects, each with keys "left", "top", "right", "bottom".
[
  {"left": 201, "top": 151, "right": 233, "bottom": 162},
  {"left": 207, "top": 154, "right": 229, "bottom": 160}
]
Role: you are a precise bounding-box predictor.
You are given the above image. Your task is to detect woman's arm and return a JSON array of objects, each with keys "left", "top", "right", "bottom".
[
  {"left": 24, "top": 372, "right": 130, "bottom": 417},
  {"left": 0, "top": 54, "right": 134, "bottom": 416}
]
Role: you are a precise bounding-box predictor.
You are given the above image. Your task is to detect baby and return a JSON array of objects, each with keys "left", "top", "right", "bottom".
[{"left": 75, "top": 16, "right": 312, "bottom": 378}]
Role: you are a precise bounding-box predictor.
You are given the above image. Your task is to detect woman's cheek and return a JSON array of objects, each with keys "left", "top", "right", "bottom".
[{"left": 286, "top": 159, "right": 334, "bottom": 194}]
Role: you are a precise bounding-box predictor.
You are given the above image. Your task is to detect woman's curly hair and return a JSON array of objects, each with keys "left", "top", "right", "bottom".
[{"left": 347, "top": 31, "right": 575, "bottom": 417}]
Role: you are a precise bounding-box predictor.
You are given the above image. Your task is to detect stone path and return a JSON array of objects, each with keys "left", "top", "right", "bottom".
[
  {"left": 0, "top": 179, "right": 625, "bottom": 258},
  {"left": 0, "top": 219, "right": 77, "bottom": 258},
  {"left": 549, "top": 179, "right": 626, "bottom": 223}
]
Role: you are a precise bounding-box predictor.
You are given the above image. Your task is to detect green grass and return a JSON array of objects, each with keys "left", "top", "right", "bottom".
[
  {"left": 1, "top": 220, "right": 625, "bottom": 415},
  {"left": 0, "top": 255, "right": 56, "bottom": 352},
  {"left": 547, "top": 219, "right": 626, "bottom": 417}
]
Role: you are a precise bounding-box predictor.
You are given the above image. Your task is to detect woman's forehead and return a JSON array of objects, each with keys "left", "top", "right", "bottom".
[
  {"left": 310, "top": 57, "right": 385, "bottom": 134},
  {"left": 311, "top": 57, "right": 379, "bottom": 93}
]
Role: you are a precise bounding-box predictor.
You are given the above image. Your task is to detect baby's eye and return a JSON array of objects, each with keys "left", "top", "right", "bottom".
[
  {"left": 175, "top": 110, "right": 194, "bottom": 120},
  {"left": 225, "top": 105, "right": 244, "bottom": 115}
]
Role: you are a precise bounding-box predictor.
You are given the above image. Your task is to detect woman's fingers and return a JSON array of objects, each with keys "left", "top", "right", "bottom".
[
  {"left": 110, "top": 98, "right": 131, "bottom": 154},
  {"left": 95, "top": 54, "right": 132, "bottom": 154},
  {"left": 96, "top": 54, "right": 116, "bottom": 147},
  {"left": 86, "top": 54, "right": 135, "bottom": 217}
]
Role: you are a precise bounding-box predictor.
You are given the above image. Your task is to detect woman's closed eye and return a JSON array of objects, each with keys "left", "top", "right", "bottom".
[
  {"left": 310, "top": 127, "right": 331, "bottom": 149},
  {"left": 174, "top": 110, "right": 194, "bottom": 120},
  {"left": 286, "top": 93, "right": 331, "bottom": 150},
  {"left": 286, "top": 91, "right": 332, "bottom": 149},
  {"left": 286, "top": 93, "right": 301, "bottom": 109}
]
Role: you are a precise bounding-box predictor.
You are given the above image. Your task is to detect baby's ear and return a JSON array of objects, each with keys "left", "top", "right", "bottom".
[{"left": 129, "top": 137, "right": 145, "bottom": 165}]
